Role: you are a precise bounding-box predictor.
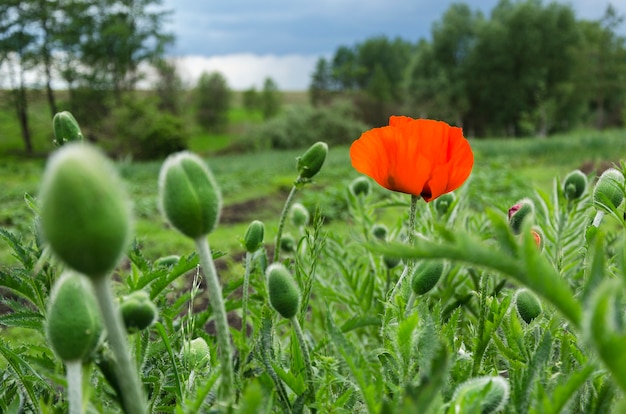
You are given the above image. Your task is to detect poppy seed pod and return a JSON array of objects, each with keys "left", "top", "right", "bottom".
[
  {"left": 593, "top": 168, "right": 624, "bottom": 209},
  {"left": 433, "top": 192, "right": 456, "bottom": 215},
  {"left": 266, "top": 263, "right": 300, "bottom": 319},
  {"left": 289, "top": 203, "right": 310, "bottom": 227},
  {"left": 350, "top": 176, "right": 371, "bottom": 197},
  {"left": 182, "top": 337, "right": 211, "bottom": 368},
  {"left": 243, "top": 220, "right": 265, "bottom": 253},
  {"left": 158, "top": 152, "right": 222, "bottom": 239},
  {"left": 411, "top": 261, "right": 445, "bottom": 295},
  {"left": 297, "top": 141, "right": 328, "bottom": 179},
  {"left": 508, "top": 199, "right": 534, "bottom": 235},
  {"left": 120, "top": 290, "right": 158, "bottom": 333},
  {"left": 514, "top": 288, "right": 542, "bottom": 324},
  {"left": 451, "top": 376, "right": 510, "bottom": 414},
  {"left": 562, "top": 170, "right": 587, "bottom": 200},
  {"left": 39, "top": 143, "right": 132, "bottom": 278},
  {"left": 46, "top": 272, "right": 103, "bottom": 362},
  {"left": 52, "top": 111, "right": 84, "bottom": 146}
]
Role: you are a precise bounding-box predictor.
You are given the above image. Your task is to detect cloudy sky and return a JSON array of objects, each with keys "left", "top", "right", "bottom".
[{"left": 160, "top": 0, "right": 624, "bottom": 90}]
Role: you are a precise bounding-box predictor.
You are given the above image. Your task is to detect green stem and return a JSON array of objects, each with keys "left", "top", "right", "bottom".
[
  {"left": 388, "top": 195, "right": 420, "bottom": 299},
  {"left": 274, "top": 185, "right": 299, "bottom": 263},
  {"left": 91, "top": 276, "right": 146, "bottom": 414},
  {"left": 405, "top": 292, "right": 417, "bottom": 316},
  {"left": 65, "top": 360, "right": 83, "bottom": 414},
  {"left": 194, "top": 236, "right": 234, "bottom": 399},
  {"left": 291, "top": 316, "right": 316, "bottom": 410},
  {"left": 240, "top": 252, "right": 252, "bottom": 375}
]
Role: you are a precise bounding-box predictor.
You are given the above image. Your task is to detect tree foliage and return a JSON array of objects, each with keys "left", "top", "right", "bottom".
[{"left": 194, "top": 71, "right": 231, "bottom": 133}]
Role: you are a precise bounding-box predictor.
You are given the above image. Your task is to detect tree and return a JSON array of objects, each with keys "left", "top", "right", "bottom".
[
  {"left": 194, "top": 71, "right": 231, "bottom": 132},
  {"left": 260, "top": 77, "right": 281, "bottom": 120},
  {"left": 309, "top": 57, "right": 334, "bottom": 106},
  {"left": 153, "top": 58, "right": 183, "bottom": 115},
  {"left": 242, "top": 86, "right": 259, "bottom": 113}
]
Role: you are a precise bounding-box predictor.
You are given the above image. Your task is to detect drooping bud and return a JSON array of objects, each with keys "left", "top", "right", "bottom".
[
  {"left": 158, "top": 152, "right": 221, "bottom": 239},
  {"left": 46, "top": 272, "right": 103, "bottom": 362},
  {"left": 181, "top": 337, "right": 211, "bottom": 369},
  {"left": 371, "top": 224, "right": 388, "bottom": 241},
  {"left": 243, "top": 220, "right": 265, "bottom": 253},
  {"left": 514, "top": 288, "right": 542, "bottom": 324},
  {"left": 593, "top": 168, "right": 624, "bottom": 210},
  {"left": 289, "top": 203, "right": 310, "bottom": 227},
  {"left": 450, "top": 376, "right": 510, "bottom": 414},
  {"left": 350, "top": 176, "right": 371, "bottom": 197},
  {"left": 39, "top": 143, "right": 132, "bottom": 278},
  {"left": 508, "top": 198, "right": 534, "bottom": 235},
  {"left": 266, "top": 263, "right": 300, "bottom": 319},
  {"left": 52, "top": 111, "right": 84, "bottom": 146},
  {"left": 411, "top": 261, "right": 445, "bottom": 295},
  {"left": 433, "top": 192, "right": 456, "bottom": 215},
  {"left": 120, "top": 290, "right": 158, "bottom": 333},
  {"left": 562, "top": 170, "right": 587, "bottom": 200},
  {"left": 296, "top": 141, "right": 328, "bottom": 180}
]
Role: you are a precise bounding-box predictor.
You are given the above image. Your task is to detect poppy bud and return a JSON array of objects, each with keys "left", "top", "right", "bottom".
[
  {"left": 120, "top": 290, "right": 158, "bottom": 332},
  {"left": 52, "top": 111, "right": 84, "bottom": 146},
  {"left": 158, "top": 152, "right": 222, "bottom": 239},
  {"left": 531, "top": 227, "right": 544, "bottom": 251},
  {"left": 154, "top": 255, "right": 180, "bottom": 267},
  {"left": 280, "top": 234, "right": 296, "bottom": 253},
  {"left": 593, "top": 168, "right": 624, "bottom": 210},
  {"left": 383, "top": 255, "right": 401, "bottom": 269},
  {"left": 562, "top": 170, "right": 587, "bottom": 200},
  {"left": 39, "top": 143, "right": 132, "bottom": 278},
  {"left": 46, "top": 272, "right": 103, "bottom": 362},
  {"left": 289, "top": 203, "right": 310, "bottom": 227},
  {"left": 411, "top": 261, "right": 445, "bottom": 295},
  {"left": 433, "top": 192, "right": 456, "bottom": 215},
  {"left": 182, "top": 337, "right": 211, "bottom": 368},
  {"left": 371, "top": 224, "right": 388, "bottom": 241},
  {"left": 508, "top": 198, "right": 534, "bottom": 235},
  {"left": 266, "top": 263, "right": 300, "bottom": 319},
  {"left": 296, "top": 141, "right": 328, "bottom": 179},
  {"left": 451, "top": 376, "right": 509, "bottom": 414},
  {"left": 514, "top": 288, "right": 542, "bottom": 324},
  {"left": 350, "top": 176, "right": 371, "bottom": 197},
  {"left": 243, "top": 220, "right": 265, "bottom": 253}
]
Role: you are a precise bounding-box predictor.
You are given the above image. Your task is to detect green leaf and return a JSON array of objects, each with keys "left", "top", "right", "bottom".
[{"left": 0, "top": 311, "right": 44, "bottom": 330}]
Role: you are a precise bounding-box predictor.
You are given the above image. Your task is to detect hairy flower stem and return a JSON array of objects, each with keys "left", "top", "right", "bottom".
[
  {"left": 91, "top": 276, "right": 146, "bottom": 414},
  {"left": 274, "top": 185, "right": 299, "bottom": 262},
  {"left": 388, "top": 195, "right": 420, "bottom": 300},
  {"left": 291, "top": 316, "right": 316, "bottom": 410},
  {"left": 195, "top": 236, "right": 234, "bottom": 399},
  {"left": 239, "top": 252, "right": 253, "bottom": 373},
  {"left": 65, "top": 361, "right": 82, "bottom": 414},
  {"left": 405, "top": 292, "right": 417, "bottom": 316}
]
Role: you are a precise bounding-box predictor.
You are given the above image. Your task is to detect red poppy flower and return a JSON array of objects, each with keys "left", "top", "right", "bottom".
[{"left": 350, "top": 116, "right": 474, "bottom": 202}]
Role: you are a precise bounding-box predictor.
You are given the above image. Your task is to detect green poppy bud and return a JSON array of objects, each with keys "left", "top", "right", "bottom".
[
  {"left": 280, "top": 234, "right": 296, "bottom": 253},
  {"left": 296, "top": 141, "right": 328, "bottom": 179},
  {"left": 411, "top": 261, "right": 445, "bottom": 295},
  {"left": 120, "top": 290, "right": 158, "bottom": 332},
  {"left": 289, "top": 203, "right": 310, "bottom": 228},
  {"left": 243, "top": 220, "right": 265, "bottom": 253},
  {"left": 46, "top": 272, "right": 103, "bottom": 362},
  {"left": 593, "top": 168, "right": 624, "bottom": 210},
  {"left": 39, "top": 143, "right": 132, "bottom": 278},
  {"left": 514, "top": 288, "right": 542, "bottom": 324},
  {"left": 433, "top": 192, "right": 456, "bottom": 215},
  {"left": 383, "top": 255, "right": 401, "bottom": 269},
  {"left": 562, "top": 170, "right": 587, "bottom": 200},
  {"left": 158, "top": 151, "right": 222, "bottom": 239},
  {"left": 52, "top": 111, "right": 84, "bottom": 146},
  {"left": 371, "top": 224, "right": 388, "bottom": 241},
  {"left": 350, "top": 176, "right": 371, "bottom": 197},
  {"left": 508, "top": 198, "right": 534, "bottom": 235},
  {"left": 154, "top": 255, "right": 180, "bottom": 267},
  {"left": 182, "top": 337, "right": 211, "bottom": 369},
  {"left": 267, "top": 263, "right": 300, "bottom": 319},
  {"left": 451, "top": 376, "right": 510, "bottom": 414}
]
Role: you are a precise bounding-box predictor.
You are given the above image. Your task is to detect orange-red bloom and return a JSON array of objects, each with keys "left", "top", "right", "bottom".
[{"left": 350, "top": 116, "right": 474, "bottom": 202}]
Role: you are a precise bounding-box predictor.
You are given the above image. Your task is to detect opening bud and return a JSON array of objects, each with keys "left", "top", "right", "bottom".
[
  {"left": 52, "top": 111, "right": 84, "bottom": 146},
  {"left": 562, "top": 169, "right": 587, "bottom": 200},
  {"left": 39, "top": 143, "right": 132, "bottom": 277},
  {"left": 593, "top": 168, "right": 624, "bottom": 210},
  {"left": 158, "top": 151, "right": 222, "bottom": 239},
  {"left": 514, "top": 288, "right": 542, "bottom": 324},
  {"left": 120, "top": 290, "right": 158, "bottom": 333},
  {"left": 411, "top": 261, "right": 445, "bottom": 295},
  {"left": 508, "top": 198, "right": 534, "bottom": 235},
  {"left": 266, "top": 263, "right": 300, "bottom": 319},
  {"left": 243, "top": 220, "right": 265, "bottom": 253},
  {"left": 296, "top": 141, "right": 328, "bottom": 180},
  {"left": 350, "top": 176, "right": 371, "bottom": 197}
]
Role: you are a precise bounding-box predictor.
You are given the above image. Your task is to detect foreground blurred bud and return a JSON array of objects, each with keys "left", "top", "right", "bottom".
[
  {"left": 433, "top": 192, "right": 456, "bottom": 215},
  {"left": 350, "top": 176, "right": 371, "bottom": 197},
  {"left": 158, "top": 151, "right": 222, "bottom": 239},
  {"left": 289, "top": 203, "right": 310, "bottom": 227},
  {"left": 182, "top": 337, "right": 211, "bottom": 369},
  {"left": 243, "top": 220, "right": 265, "bottom": 253},
  {"left": 46, "top": 272, "right": 102, "bottom": 362},
  {"left": 562, "top": 169, "right": 587, "bottom": 200},
  {"left": 593, "top": 168, "right": 624, "bottom": 210},
  {"left": 53, "top": 111, "right": 84, "bottom": 146},
  {"left": 39, "top": 143, "right": 131, "bottom": 277},
  {"left": 451, "top": 376, "right": 510, "bottom": 414},
  {"left": 267, "top": 263, "right": 300, "bottom": 319},
  {"left": 296, "top": 141, "right": 328, "bottom": 180},
  {"left": 508, "top": 198, "right": 534, "bottom": 235},
  {"left": 514, "top": 288, "right": 542, "bottom": 323},
  {"left": 120, "top": 290, "right": 158, "bottom": 333},
  {"left": 411, "top": 261, "right": 444, "bottom": 295}
]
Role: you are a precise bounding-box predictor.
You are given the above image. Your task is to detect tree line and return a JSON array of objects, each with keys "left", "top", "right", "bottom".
[{"left": 309, "top": 0, "right": 626, "bottom": 137}]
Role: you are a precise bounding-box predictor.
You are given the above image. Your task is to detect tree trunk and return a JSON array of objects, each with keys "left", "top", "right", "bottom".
[
  {"left": 15, "top": 85, "right": 33, "bottom": 155},
  {"left": 43, "top": 49, "right": 58, "bottom": 118}
]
